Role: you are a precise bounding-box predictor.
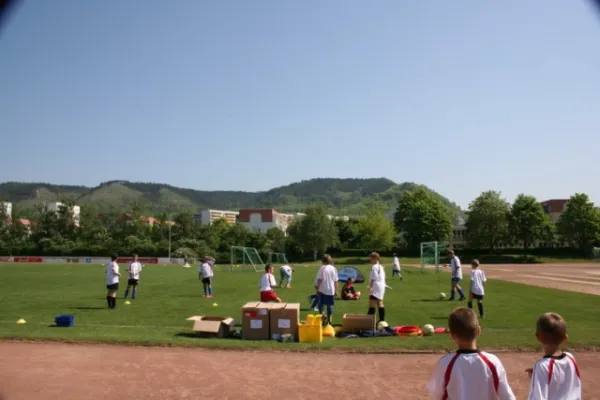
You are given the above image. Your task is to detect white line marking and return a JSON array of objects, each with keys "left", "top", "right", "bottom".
[{"left": 520, "top": 274, "right": 600, "bottom": 286}]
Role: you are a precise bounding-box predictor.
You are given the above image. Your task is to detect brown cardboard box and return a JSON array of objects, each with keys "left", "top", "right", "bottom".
[
  {"left": 186, "top": 316, "right": 235, "bottom": 338},
  {"left": 241, "top": 302, "right": 271, "bottom": 340},
  {"left": 342, "top": 313, "right": 375, "bottom": 333},
  {"left": 270, "top": 303, "right": 300, "bottom": 340}
]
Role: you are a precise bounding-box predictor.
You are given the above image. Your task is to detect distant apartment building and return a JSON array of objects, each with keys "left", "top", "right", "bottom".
[
  {"left": 1, "top": 202, "right": 12, "bottom": 218},
  {"left": 238, "top": 208, "right": 290, "bottom": 233},
  {"left": 195, "top": 209, "right": 239, "bottom": 226},
  {"left": 541, "top": 199, "right": 568, "bottom": 224},
  {"left": 47, "top": 202, "right": 81, "bottom": 227}
]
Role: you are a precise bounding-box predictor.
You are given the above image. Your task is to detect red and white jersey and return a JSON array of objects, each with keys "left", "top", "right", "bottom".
[
  {"left": 528, "top": 352, "right": 581, "bottom": 400},
  {"left": 428, "top": 350, "right": 515, "bottom": 400},
  {"left": 259, "top": 273, "right": 276, "bottom": 292}
]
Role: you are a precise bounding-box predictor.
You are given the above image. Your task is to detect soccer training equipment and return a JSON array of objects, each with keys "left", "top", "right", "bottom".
[
  {"left": 439, "top": 292, "right": 447, "bottom": 300},
  {"left": 377, "top": 321, "right": 389, "bottom": 330},
  {"left": 420, "top": 241, "right": 447, "bottom": 273},
  {"left": 422, "top": 324, "right": 435, "bottom": 336},
  {"left": 230, "top": 246, "right": 265, "bottom": 272}
]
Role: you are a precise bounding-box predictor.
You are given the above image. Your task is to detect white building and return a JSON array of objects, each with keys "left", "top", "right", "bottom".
[
  {"left": 238, "top": 208, "right": 290, "bottom": 233},
  {"left": 195, "top": 209, "right": 239, "bottom": 225},
  {"left": 47, "top": 202, "right": 81, "bottom": 227},
  {"left": 1, "top": 202, "right": 12, "bottom": 218}
]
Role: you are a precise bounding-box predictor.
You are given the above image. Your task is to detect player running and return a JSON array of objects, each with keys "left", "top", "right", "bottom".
[
  {"left": 124, "top": 254, "right": 143, "bottom": 300},
  {"left": 391, "top": 253, "right": 402, "bottom": 280}
]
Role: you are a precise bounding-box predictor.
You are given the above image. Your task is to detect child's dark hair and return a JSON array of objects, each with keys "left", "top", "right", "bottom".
[
  {"left": 111, "top": 253, "right": 118, "bottom": 261},
  {"left": 321, "top": 254, "right": 332, "bottom": 264},
  {"left": 265, "top": 263, "right": 273, "bottom": 272},
  {"left": 448, "top": 307, "right": 479, "bottom": 341},
  {"left": 536, "top": 312, "right": 568, "bottom": 345}
]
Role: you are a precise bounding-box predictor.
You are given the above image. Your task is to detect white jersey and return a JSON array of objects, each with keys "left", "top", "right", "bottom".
[
  {"left": 280, "top": 265, "right": 292, "bottom": 275},
  {"left": 392, "top": 257, "right": 401, "bottom": 271},
  {"left": 128, "top": 261, "right": 142, "bottom": 280},
  {"left": 428, "top": 350, "right": 515, "bottom": 400},
  {"left": 528, "top": 352, "right": 581, "bottom": 400},
  {"left": 105, "top": 261, "right": 120, "bottom": 285},
  {"left": 317, "top": 264, "right": 338, "bottom": 296},
  {"left": 369, "top": 263, "right": 386, "bottom": 299},
  {"left": 259, "top": 273, "right": 277, "bottom": 292},
  {"left": 470, "top": 268, "right": 487, "bottom": 296},
  {"left": 450, "top": 255, "right": 462, "bottom": 279},
  {"left": 199, "top": 262, "right": 213, "bottom": 278}
]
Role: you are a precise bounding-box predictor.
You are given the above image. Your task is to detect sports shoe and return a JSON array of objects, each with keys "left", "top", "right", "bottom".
[{"left": 459, "top": 297, "right": 466, "bottom": 301}]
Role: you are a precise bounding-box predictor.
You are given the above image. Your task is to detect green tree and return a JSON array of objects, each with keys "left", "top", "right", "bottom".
[
  {"left": 393, "top": 187, "right": 452, "bottom": 249},
  {"left": 334, "top": 218, "right": 360, "bottom": 249},
  {"left": 356, "top": 205, "right": 396, "bottom": 251},
  {"left": 557, "top": 193, "right": 600, "bottom": 252},
  {"left": 288, "top": 204, "right": 338, "bottom": 260},
  {"left": 508, "top": 194, "right": 555, "bottom": 251},
  {"left": 266, "top": 227, "right": 286, "bottom": 253},
  {"left": 465, "top": 191, "right": 510, "bottom": 252}
]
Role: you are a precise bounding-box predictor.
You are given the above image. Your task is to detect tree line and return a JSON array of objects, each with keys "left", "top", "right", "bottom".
[{"left": 1, "top": 188, "right": 599, "bottom": 261}]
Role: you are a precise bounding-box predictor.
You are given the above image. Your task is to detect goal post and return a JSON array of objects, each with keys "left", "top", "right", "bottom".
[
  {"left": 267, "top": 252, "right": 289, "bottom": 265},
  {"left": 230, "top": 246, "right": 265, "bottom": 272},
  {"left": 420, "top": 241, "right": 448, "bottom": 273}
]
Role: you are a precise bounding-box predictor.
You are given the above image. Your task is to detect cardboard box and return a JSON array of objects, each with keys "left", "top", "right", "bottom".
[
  {"left": 342, "top": 314, "right": 375, "bottom": 333},
  {"left": 241, "top": 302, "right": 271, "bottom": 340},
  {"left": 270, "top": 303, "right": 300, "bottom": 340},
  {"left": 186, "top": 316, "right": 235, "bottom": 338}
]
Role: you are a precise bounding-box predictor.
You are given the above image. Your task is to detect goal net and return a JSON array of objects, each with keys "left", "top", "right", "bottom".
[
  {"left": 267, "top": 252, "right": 289, "bottom": 265},
  {"left": 230, "top": 246, "right": 265, "bottom": 272},
  {"left": 420, "top": 241, "right": 448, "bottom": 273}
]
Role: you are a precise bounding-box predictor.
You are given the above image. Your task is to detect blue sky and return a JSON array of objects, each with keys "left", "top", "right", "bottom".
[{"left": 1, "top": 1, "right": 599, "bottom": 208}]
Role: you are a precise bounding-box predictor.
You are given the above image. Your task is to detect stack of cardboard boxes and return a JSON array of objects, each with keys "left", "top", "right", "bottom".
[{"left": 241, "top": 302, "right": 300, "bottom": 340}]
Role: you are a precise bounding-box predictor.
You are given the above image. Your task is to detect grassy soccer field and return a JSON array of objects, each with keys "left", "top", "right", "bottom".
[{"left": 1, "top": 262, "right": 600, "bottom": 352}]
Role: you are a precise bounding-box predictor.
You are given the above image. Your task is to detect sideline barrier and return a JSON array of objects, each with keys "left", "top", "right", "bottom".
[{"left": 0, "top": 257, "right": 186, "bottom": 264}]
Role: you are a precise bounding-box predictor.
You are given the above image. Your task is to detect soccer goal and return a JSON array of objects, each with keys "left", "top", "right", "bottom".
[
  {"left": 267, "top": 252, "right": 289, "bottom": 265},
  {"left": 230, "top": 246, "right": 265, "bottom": 272},
  {"left": 420, "top": 241, "right": 448, "bottom": 274}
]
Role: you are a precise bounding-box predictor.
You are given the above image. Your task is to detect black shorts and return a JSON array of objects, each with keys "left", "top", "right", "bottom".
[
  {"left": 369, "top": 295, "right": 383, "bottom": 301},
  {"left": 471, "top": 293, "right": 484, "bottom": 300},
  {"left": 106, "top": 283, "right": 119, "bottom": 291},
  {"left": 201, "top": 277, "right": 212, "bottom": 285},
  {"left": 319, "top": 294, "right": 335, "bottom": 306},
  {"left": 128, "top": 278, "right": 139, "bottom": 286}
]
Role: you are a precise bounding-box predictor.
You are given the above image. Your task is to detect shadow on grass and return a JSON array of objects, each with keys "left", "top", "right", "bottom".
[
  {"left": 410, "top": 299, "right": 446, "bottom": 303},
  {"left": 70, "top": 306, "right": 106, "bottom": 310},
  {"left": 175, "top": 332, "right": 241, "bottom": 340}
]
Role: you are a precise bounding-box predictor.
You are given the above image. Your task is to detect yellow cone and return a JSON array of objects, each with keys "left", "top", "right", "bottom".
[
  {"left": 323, "top": 324, "right": 336, "bottom": 337},
  {"left": 16, "top": 319, "right": 26, "bottom": 324}
]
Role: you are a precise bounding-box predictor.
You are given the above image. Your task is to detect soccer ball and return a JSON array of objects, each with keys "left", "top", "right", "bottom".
[
  {"left": 422, "top": 324, "right": 435, "bottom": 336},
  {"left": 377, "top": 321, "right": 389, "bottom": 330},
  {"left": 439, "top": 292, "right": 447, "bottom": 300}
]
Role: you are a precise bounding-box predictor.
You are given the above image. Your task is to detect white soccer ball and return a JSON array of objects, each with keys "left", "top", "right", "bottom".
[
  {"left": 377, "top": 321, "right": 389, "bottom": 330},
  {"left": 439, "top": 292, "right": 447, "bottom": 300},
  {"left": 422, "top": 324, "right": 435, "bottom": 336}
]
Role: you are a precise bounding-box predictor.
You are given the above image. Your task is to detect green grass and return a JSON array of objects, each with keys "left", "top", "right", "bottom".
[{"left": 1, "top": 263, "right": 599, "bottom": 352}]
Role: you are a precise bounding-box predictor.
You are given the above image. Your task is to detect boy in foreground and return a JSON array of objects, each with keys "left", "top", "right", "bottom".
[
  {"left": 427, "top": 307, "right": 515, "bottom": 399},
  {"left": 468, "top": 259, "right": 486, "bottom": 318},
  {"left": 526, "top": 312, "right": 581, "bottom": 399}
]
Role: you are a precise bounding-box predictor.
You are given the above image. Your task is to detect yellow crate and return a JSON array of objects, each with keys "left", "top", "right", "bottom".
[{"left": 298, "top": 323, "right": 323, "bottom": 343}]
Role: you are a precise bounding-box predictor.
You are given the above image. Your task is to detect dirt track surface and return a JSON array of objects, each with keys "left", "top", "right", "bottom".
[
  {"left": 482, "top": 263, "right": 600, "bottom": 296},
  {"left": 0, "top": 342, "right": 598, "bottom": 400}
]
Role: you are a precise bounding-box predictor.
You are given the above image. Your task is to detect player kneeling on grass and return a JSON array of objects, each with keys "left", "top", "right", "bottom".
[
  {"left": 124, "top": 254, "right": 143, "bottom": 300},
  {"left": 199, "top": 256, "right": 215, "bottom": 298},
  {"left": 526, "top": 312, "right": 582, "bottom": 399},
  {"left": 427, "top": 307, "right": 515, "bottom": 399},
  {"left": 105, "top": 254, "right": 121, "bottom": 310},
  {"left": 468, "top": 259, "right": 486, "bottom": 318},
  {"left": 260, "top": 264, "right": 281, "bottom": 302},
  {"left": 341, "top": 277, "right": 361, "bottom": 300}
]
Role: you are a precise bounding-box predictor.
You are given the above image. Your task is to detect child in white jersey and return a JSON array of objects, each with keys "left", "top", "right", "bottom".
[
  {"left": 526, "top": 312, "right": 582, "bottom": 400},
  {"left": 428, "top": 307, "right": 515, "bottom": 400},
  {"left": 124, "top": 254, "right": 143, "bottom": 300},
  {"left": 468, "top": 259, "right": 486, "bottom": 318},
  {"left": 259, "top": 264, "right": 281, "bottom": 303}
]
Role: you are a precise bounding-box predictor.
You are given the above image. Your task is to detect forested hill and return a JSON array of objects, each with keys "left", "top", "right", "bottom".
[{"left": 0, "top": 178, "right": 461, "bottom": 216}]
